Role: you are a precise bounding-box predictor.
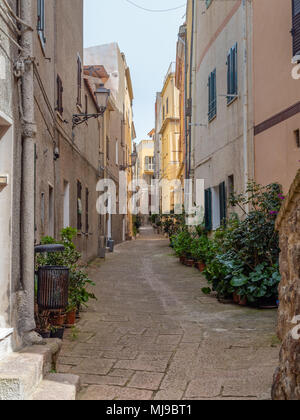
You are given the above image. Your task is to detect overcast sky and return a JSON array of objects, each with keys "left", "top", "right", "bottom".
[{"left": 84, "top": 0, "right": 186, "bottom": 141}]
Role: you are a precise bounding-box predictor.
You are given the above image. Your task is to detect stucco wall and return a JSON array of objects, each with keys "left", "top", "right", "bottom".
[
  {"left": 193, "top": 0, "right": 253, "bottom": 202},
  {"left": 253, "top": 0, "right": 300, "bottom": 193},
  {"left": 0, "top": 0, "right": 23, "bottom": 356}
]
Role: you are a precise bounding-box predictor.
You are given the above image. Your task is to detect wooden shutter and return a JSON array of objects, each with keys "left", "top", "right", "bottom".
[
  {"left": 227, "top": 44, "right": 238, "bottom": 103},
  {"left": 292, "top": 0, "right": 300, "bottom": 56},
  {"left": 205, "top": 188, "right": 212, "bottom": 231},
  {"left": 37, "top": 0, "right": 46, "bottom": 43},
  {"left": 77, "top": 56, "right": 82, "bottom": 107},
  {"left": 77, "top": 181, "right": 82, "bottom": 231},
  {"left": 56, "top": 75, "right": 63, "bottom": 115},
  {"left": 208, "top": 70, "right": 216, "bottom": 120},
  {"left": 219, "top": 182, "right": 227, "bottom": 226},
  {"left": 85, "top": 188, "right": 89, "bottom": 233}
]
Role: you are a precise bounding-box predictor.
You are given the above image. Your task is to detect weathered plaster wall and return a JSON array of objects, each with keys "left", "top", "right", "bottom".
[
  {"left": 193, "top": 0, "right": 253, "bottom": 203},
  {"left": 0, "top": 0, "right": 23, "bottom": 356}
]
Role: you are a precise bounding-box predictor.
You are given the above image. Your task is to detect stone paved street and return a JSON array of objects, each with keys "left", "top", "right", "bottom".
[{"left": 58, "top": 227, "right": 280, "bottom": 400}]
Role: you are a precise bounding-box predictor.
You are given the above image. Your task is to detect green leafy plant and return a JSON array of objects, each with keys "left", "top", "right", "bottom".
[
  {"left": 36, "top": 227, "right": 97, "bottom": 312},
  {"left": 202, "top": 182, "right": 283, "bottom": 304}
]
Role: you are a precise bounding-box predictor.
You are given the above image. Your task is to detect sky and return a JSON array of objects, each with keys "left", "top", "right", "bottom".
[{"left": 84, "top": 0, "right": 186, "bottom": 142}]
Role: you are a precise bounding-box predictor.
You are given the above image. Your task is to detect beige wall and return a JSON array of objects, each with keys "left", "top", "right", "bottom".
[
  {"left": 0, "top": 0, "right": 23, "bottom": 356},
  {"left": 191, "top": 0, "right": 253, "bottom": 227},
  {"left": 33, "top": 0, "right": 104, "bottom": 262},
  {"left": 253, "top": 0, "right": 300, "bottom": 193}
]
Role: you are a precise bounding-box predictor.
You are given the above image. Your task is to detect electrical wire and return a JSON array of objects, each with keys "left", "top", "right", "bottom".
[{"left": 124, "top": 0, "right": 186, "bottom": 13}]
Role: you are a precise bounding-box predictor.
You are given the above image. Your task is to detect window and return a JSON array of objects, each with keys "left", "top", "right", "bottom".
[
  {"left": 227, "top": 43, "right": 238, "bottom": 104},
  {"left": 116, "top": 140, "right": 119, "bottom": 166},
  {"left": 37, "top": 0, "right": 46, "bottom": 45},
  {"left": 219, "top": 182, "right": 227, "bottom": 226},
  {"left": 205, "top": 188, "right": 212, "bottom": 231},
  {"left": 208, "top": 69, "right": 217, "bottom": 121},
  {"left": 77, "top": 55, "right": 82, "bottom": 107},
  {"left": 77, "top": 181, "right": 82, "bottom": 231},
  {"left": 295, "top": 129, "right": 300, "bottom": 148},
  {"left": 106, "top": 136, "right": 110, "bottom": 161},
  {"left": 48, "top": 185, "right": 54, "bottom": 237},
  {"left": 63, "top": 181, "right": 70, "bottom": 228},
  {"left": 228, "top": 175, "right": 235, "bottom": 197},
  {"left": 41, "top": 192, "right": 45, "bottom": 229},
  {"left": 145, "top": 156, "right": 154, "bottom": 172},
  {"left": 85, "top": 188, "right": 89, "bottom": 233},
  {"left": 56, "top": 74, "right": 63, "bottom": 115},
  {"left": 292, "top": 0, "right": 300, "bottom": 56}
]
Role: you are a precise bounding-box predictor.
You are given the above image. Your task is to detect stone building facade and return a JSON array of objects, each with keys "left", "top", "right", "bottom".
[
  {"left": 33, "top": 0, "right": 106, "bottom": 263},
  {"left": 272, "top": 169, "right": 300, "bottom": 400},
  {"left": 84, "top": 43, "right": 136, "bottom": 244},
  {"left": 0, "top": 0, "right": 23, "bottom": 359}
]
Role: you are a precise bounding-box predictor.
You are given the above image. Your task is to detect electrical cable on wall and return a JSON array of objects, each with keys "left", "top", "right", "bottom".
[{"left": 124, "top": 0, "right": 186, "bottom": 13}]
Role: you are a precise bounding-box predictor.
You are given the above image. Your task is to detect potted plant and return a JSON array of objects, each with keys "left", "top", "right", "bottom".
[
  {"left": 50, "top": 311, "right": 66, "bottom": 327},
  {"left": 191, "top": 236, "right": 209, "bottom": 272},
  {"left": 65, "top": 303, "right": 77, "bottom": 327},
  {"left": 50, "top": 325, "right": 65, "bottom": 339}
]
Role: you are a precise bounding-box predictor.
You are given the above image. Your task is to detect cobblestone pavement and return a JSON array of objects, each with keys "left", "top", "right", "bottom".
[{"left": 58, "top": 227, "right": 280, "bottom": 400}]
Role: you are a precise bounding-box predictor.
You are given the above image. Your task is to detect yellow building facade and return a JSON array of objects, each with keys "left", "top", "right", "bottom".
[{"left": 159, "top": 63, "right": 181, "bottom": 183}]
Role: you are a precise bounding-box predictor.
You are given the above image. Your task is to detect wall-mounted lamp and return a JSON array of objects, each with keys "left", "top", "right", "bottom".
[
  {"left": 72, "top": 84, "right": 110, "bottom": 129},
  {"left": 120, "top": 145, "right": 138, "bottom": 171}
]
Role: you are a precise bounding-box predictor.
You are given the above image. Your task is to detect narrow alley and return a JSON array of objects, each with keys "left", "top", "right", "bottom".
[{"left": 58, "top": 227, "right": 279, "bottom": 401}]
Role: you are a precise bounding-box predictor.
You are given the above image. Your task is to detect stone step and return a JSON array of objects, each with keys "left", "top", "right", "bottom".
[
  {"left": 30, "top": 373, "right": 81, "bottom": 400},
  {"left": 0, "top": 339, "right": 62, "bottom": 400}
]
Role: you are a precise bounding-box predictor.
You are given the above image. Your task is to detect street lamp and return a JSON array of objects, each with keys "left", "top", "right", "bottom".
[
  {"left": 120, "top": 146, "right": 138, "bottom": 171},
  {"left": 72, "top": 84, "right": 110, "bottom": 129}
]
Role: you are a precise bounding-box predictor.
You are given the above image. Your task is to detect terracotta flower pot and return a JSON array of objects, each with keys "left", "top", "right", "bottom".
[
  {"left": 65, "top": 310, "right": 76, "bottom": 327},
  {"left": 238, "top": 296, "right": 247, "bottom": 306},
  {"left": 196, "top": 262, "right": 206, "bottom": 272},
  {"left": 179, "top": 256, "right": 186, "bottom": 264},
  {"left": 233, "top": 293, "right": 240, "bottom": 304},
  {"left": 51, "top": 313, "right": 66, "bottom": 327}
]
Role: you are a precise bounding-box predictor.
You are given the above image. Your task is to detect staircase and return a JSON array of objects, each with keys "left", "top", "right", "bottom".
[{"left": 0, "top": 339, "right": 80, "bottom": 400}]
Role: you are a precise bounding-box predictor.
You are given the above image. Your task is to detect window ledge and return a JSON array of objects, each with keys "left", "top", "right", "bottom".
[
  {"left": 227, "top": 96, "right": 238, "bottom": 107},
  {"left": 208, "top": 114, "right": 217, "bottom": 124},
  {"left": 38, "top": 31, "right": 46, "bottom": 56},
  {"left": 0, "top": 328, "right": 13, "bottom": 341}
]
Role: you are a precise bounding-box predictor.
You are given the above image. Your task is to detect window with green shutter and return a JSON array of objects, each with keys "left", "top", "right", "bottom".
[
  {"left": 219, "top": 182, "right": 227, "bottom": 226},
  {"left": 208, "top": 69, "right": 217, "bottom": 122},
  {"left": 37, "top": 0, "right": 46, "bottom": 45},
  {"left": 227, "top": 43, "right": 238, "bottom": 105},
  {"left": 205, "top": 188, "right": 212, "bottom": 231}
]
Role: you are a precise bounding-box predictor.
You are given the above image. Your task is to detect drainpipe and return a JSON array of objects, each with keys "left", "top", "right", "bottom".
[
  {"left": 178, "top": 30, "right": 187, "bottom": 180},
  {"left": 19, "top": 0, "right": 39, "bottom": 344},
  {"left": 242, "top": 0, "right": 249, "bottom": 200},
  {"left": 188, "top": 0, "right": 195, "bottom": 180}
]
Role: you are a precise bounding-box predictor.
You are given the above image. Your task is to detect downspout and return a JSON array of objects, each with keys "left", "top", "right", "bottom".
[
  {"left": 19, "top": 0, "right": 39, "bottom": 344},
  {"left": 188, "top": 0, "right": 195, "bottom": 180},
  {"left": 178, "top": 30, "right": 187, "bottom": 180},
  {"left": 242, "top": 0, "right": 249, "bottom": 199}
]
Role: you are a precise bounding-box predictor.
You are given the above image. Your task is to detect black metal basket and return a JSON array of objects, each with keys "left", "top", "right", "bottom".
[{"left": 37, "top": 266, "right": 69, "bottom": 310}]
